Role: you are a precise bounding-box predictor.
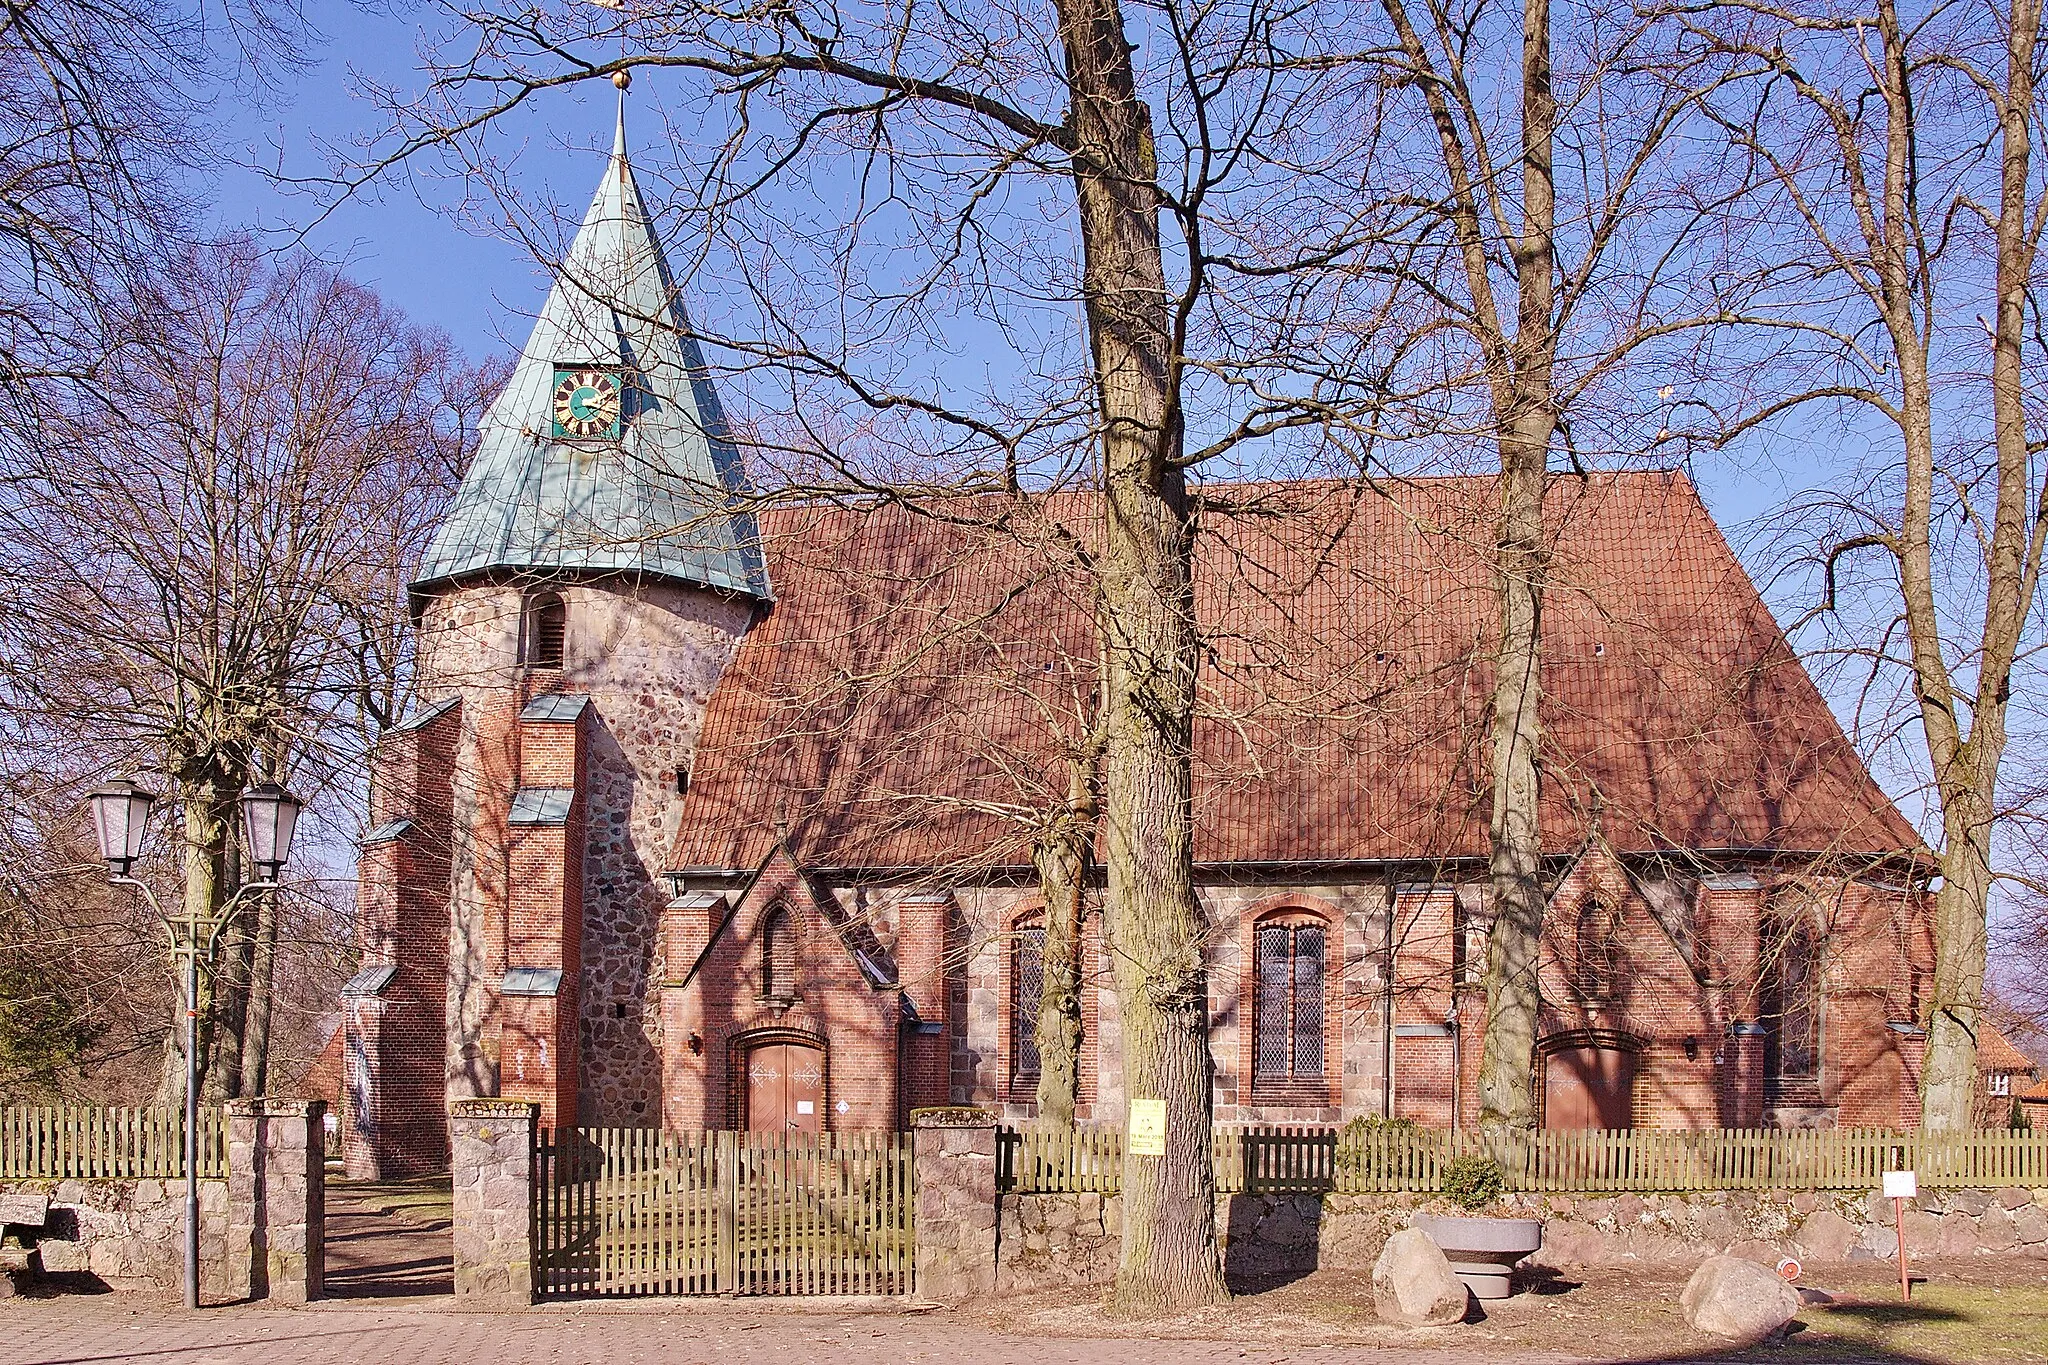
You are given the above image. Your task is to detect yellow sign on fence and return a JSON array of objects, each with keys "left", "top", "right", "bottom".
[{"left": 1128, "top": 1098, "right": 1167, "bottom": 1157}]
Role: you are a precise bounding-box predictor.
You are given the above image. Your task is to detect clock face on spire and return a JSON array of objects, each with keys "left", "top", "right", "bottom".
[{"left": 552, "top": 367, "right": 624, "bottom": 440}]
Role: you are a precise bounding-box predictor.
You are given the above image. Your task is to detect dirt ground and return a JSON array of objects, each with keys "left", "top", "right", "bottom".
[
  {"left": 322, "top": 1176, "right": 453, "bottom": 1300},
  {"left": 975, "top": 1256, "right": 2048, "bottom": 1363},
  {"left": 2, "top": 1252, "right": 2042, "bottom": 1364}
]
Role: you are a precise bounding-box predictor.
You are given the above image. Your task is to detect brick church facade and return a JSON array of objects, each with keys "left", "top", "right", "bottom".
[{"left": 338, "top": 116, "right": 1941, "bottom": 1179}]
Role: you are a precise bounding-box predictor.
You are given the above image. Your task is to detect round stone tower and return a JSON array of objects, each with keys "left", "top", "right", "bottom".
[{"left": 343, "top": 100, "right": 771, "bottom": 1169}]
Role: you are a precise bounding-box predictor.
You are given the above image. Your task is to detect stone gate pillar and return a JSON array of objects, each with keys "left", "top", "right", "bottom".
[
  {"left": 912, "top": 1107, "right": 999, "bottom": 1303},
  {"left": 450, "top": 1099, "right": 538, "bottom": 1308},
  {"left": 224, "top": 1097, "right": 326, "bottom": 1303}
]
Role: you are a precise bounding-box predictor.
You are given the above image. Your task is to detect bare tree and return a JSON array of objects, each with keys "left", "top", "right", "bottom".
[
  {"left": 1686, "top": 0, "right": 2048, "bottom": 1128},
  {"left": 0, "top": 0, "right": 305, "bottom": 397},
  {"left": 0, "top": 242, "right": 475, "bottom": 1106},
  {"left": 1344, "top": 0, "right": 1761, "bottom": 1129},
  {"left": 350, "top": 0, "right": 1432, "bottom": 1303}
]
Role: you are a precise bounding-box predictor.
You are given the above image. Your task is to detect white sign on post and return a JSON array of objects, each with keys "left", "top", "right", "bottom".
[{"left": 1882, "top": 1170, "right": 1917, "bottom": 1199}]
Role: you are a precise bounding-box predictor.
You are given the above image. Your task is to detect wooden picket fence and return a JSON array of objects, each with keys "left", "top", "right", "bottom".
[
  {"left": 0, "top": 1105, "right": 227, "bottom": 1179},
  {"left": 536, "top": 1128, "right": 915, "bottom": 1298},
  {"left": 998, "top": 1123, "right": 2048, "bottom": 1195}
]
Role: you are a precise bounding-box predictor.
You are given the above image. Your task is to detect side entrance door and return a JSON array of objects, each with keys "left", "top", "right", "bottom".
[
  {"left": 746, "top": 1041, "right": 825, "bottom": 1132},
  {"left": 1543, "top": 1045, "right": 1636, "bottom": 1129}
]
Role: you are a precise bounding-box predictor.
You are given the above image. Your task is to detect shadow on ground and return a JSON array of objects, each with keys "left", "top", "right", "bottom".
[{"left": 322, "top": 1175, "right": 453, "bottom": 1300}]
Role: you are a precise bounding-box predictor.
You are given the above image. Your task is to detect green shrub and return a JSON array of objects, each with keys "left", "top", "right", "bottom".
[
  {"left": 1441, "top": 1154, "right": 1506, "bottom": 1210},
  {"left": 1334, "top": 1115, "right": 1423, "bottom": 1179}
]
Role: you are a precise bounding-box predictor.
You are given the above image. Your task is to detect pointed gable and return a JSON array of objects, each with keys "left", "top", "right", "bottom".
[{"left": 414, "top": 105, "right": 772, "bottom": 599}]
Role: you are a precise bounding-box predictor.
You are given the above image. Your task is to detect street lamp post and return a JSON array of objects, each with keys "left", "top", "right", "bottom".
[{"left": 87, "top": 777, "right": 303, "bottom": 1311}]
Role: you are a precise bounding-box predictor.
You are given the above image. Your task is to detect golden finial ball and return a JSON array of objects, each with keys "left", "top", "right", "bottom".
[{"left": 613, "top": 69, "right": 632, "bottom": 91}]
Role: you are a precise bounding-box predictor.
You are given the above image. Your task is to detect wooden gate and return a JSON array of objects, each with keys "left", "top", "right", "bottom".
[{"left": 535, "top": 1128, "right": 915, "bottom": 1298}]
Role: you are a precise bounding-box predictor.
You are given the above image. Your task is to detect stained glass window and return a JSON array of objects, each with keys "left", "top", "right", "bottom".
[
  {"left": 1012, "top": 925, "right": 1044, "bottom": 1081},
  {"left": 1254, "top": 919, "right": 1326, "bottom": 1081}
]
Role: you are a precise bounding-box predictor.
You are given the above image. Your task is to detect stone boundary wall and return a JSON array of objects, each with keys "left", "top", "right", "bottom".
[
  {"left": 913, "top": 1113, "right": 999, "bottom": 1302},
  {"left": 0, "top": 1098, "right": 325, "bottom": 1303},
  {"left": 449, "top": 1098, "right": 537, "bottom": 1309},
  {"left": 0, "top": 1176, "right": 232, "bottom": 1293},
  {"left": 996, "top": 1185, "right": 2048, "bottom": 1294}
]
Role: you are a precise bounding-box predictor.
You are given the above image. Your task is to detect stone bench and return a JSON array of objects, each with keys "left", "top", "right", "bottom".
[
  {"left": 0, "top": 1194, "right": 50, "bottom": 1232},
  {"left": 0, "top": 1195, "right": 45, "bottom": 1298}
]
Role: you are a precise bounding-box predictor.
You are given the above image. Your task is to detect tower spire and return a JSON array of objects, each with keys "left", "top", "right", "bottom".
[
  {"left": 612, "top": 65, "right": 629, "bottom": 160},
  {"left": 412, "top": 97, "right": 771, "bottom": 602}
]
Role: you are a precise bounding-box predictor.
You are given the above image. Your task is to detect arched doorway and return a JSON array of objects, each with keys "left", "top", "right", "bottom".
[
  {"left": 744, "top": 1037, "right": 826, "bottom": 1132},
  {"left": 1541, "top": 1037, "right": 1638, "bottom": 1129}
]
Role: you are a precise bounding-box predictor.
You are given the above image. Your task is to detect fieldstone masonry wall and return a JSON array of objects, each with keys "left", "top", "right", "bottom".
[
  {"left": 0, "top": 1177, "right": 231, "bottom": 1292},
  {"left": 991, "top": 1184, "right": 2048, "bottom": 1293},
  {"left": 450, "top": 1098, "right": 537, "bottom": 1308},
  {"left": 225, "top": 1098, "right": 325, "bottom": 1303},
  {"left": 0, "top": 1098, "right": 323, "bottom": 1302},
  {"left": 913, "top": 1112, "right": 999, "bottom": 1302}
]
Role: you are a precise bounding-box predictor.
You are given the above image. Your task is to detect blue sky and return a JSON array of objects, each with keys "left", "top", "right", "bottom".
[
  {"left": 217, "top": 5, "right": 2045, "bottom": 955},
  {"left": 208, "top": 2, "right": 1825, "bottom": 529}
]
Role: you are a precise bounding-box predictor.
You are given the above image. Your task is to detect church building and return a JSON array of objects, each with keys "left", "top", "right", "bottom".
[{"left": 338, "top": 116, "right": 1940, "bottom": 1179}]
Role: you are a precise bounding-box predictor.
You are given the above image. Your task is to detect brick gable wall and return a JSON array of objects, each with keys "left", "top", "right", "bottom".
[{"left": 659, "top": 855, "right": 906, "bottom": 1131}]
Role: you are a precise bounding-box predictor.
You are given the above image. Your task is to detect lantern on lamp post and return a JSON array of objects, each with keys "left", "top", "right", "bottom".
[
  {"left": 87, "top": 779, "right": 155, "bottom": 878},
  {"left": 86, "top": 775, "right": 303, "bottom": 1311},
  {"left": 239, "top": 782, "right": 302, "bottom": 881}
]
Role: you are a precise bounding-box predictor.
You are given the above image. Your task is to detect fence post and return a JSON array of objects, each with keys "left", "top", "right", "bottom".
[
  {"left": 911, "top": 1106, "right": 998, "bottom": 1304},
  {"left": 450, "top": 1099, "right": 538, "bottom": 1309}
]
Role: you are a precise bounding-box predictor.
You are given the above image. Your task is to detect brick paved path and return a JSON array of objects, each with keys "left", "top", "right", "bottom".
[{"left": 0, "top": 1298, "right": 1586, "bottom": 1365}]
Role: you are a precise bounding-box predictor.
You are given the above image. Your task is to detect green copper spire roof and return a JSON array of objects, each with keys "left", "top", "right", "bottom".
[{"left": 413, "top": 101, "right": 772, "bottom": 600}]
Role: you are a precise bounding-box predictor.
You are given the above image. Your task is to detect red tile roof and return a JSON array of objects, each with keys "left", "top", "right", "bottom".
[
  {"left": 1980, "top": 1023, "right": 2040, "bottom": 1075},
  {"left": 668, "top": 472, "right": 1919, "bottom": 873}
]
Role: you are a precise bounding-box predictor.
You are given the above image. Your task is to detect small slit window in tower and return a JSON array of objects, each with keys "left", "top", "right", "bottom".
[{"left": 526, "top": 592, "right": 567, "bottom": 669}]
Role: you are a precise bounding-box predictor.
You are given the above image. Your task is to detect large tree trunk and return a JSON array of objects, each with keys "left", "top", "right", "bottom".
[
  {"left": 1475, "top": 425, "right": 1550, "bottom": 1131},
  {"left": 1052, "top": 0, "right": 1227, "bottom": 1310},
  {"left": 239, "top": 884, "right": 279, "bottom": 1097},
  {"left": 157, "top": 781, "right": 235, "bottom": 1109},
  {"left": 1475, "top": 0, "right": 1558, "bottom": 1133},
  {"left": 209, "top": 836, "right": 251, "bottom": 1103},
  {"left": 1917, "top": 0, "right": 2039, "bottom": 1130},
  {"left": 1032, "top": 763, "right": 1095, "bottom": 1130}
]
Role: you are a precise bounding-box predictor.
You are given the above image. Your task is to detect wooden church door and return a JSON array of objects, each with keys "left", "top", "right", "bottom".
[
  {"left": 746, "top": 1041, "right": 825, "bottom": 1132},
  {"left": 1542, "top": 1045, "right": 1637, "bottom": 1129}
]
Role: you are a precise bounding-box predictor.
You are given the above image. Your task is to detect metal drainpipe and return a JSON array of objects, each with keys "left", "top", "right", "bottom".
[
  {"left": 1447, "top": 1004, "right": 1461, "bottom": 1136},
  {"left": 1382, "top": 881, "right": 1396, "bottom": 1118}
]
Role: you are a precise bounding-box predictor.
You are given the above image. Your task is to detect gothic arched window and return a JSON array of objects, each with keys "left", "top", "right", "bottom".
[
  {"left": 1010, "top": 920, "right": 1045, "bottom": 1085},
  {"left": 1766, "top": 916, "right": 1821, "bottom": 1080},
  {"left": 525, "top": 592, "right": 567, "bottom": 670},
  {"left": 1254, "top": 914, "right": 1326, "bottom": 1084},
  {"left": 762, "top": 906, "right": 797, "bottom": 1002},
  {"left": 1574, "top": 899, "right": 1622, "bottom": 1000}
]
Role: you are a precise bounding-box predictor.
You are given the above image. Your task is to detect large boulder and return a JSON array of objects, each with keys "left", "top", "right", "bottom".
[
  {"left": 1680, "top": 1255, "right": 1802, "bottom": 1341},
  {"left": 1373, "top": 1227, "right": 1469, "bottom": 1326}
]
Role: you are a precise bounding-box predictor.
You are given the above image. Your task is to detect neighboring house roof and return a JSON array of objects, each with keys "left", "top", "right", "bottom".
[
  {"left": 667, "top": 472, "right": 1919, "bottom": 874},
  {"left": 413, "top": 105, "right": 771, "bottom": 600},
  {"left": 2021, "top": 1076, "right": 2048, "bottom": 1106},
  {"left": 1979, "top": 1023, "right": 2039, "bottom": 1075}
]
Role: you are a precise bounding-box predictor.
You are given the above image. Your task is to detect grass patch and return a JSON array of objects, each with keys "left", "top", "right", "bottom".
[{"left": 1770, "top": 1278, "right": 2048, "bottom": 1364}]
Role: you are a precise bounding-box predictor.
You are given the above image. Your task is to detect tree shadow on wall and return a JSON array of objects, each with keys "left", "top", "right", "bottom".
[
  {"left": 575, "top": 717, "right": 667, "bottom": 1126},
  {"left": 1220, "top": 1192, "right": 1323, "bottom": 1291}
]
